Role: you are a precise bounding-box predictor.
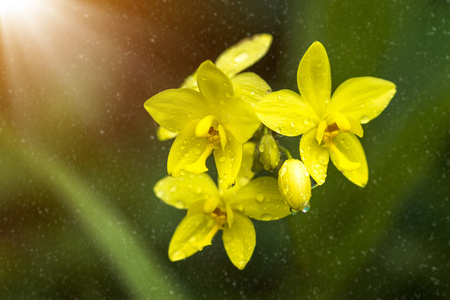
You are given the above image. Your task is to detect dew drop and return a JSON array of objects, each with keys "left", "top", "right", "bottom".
[
  {"left": 193, "top": 148, "right": 202, "bottom": 155},
  {"left": 196, "top": 187, "right": 203, "bottom": 194},
  {"left": 261, "top": 214, "right": 272, "bottom": 221},
  {"left": 237, "top": 260, "right": 247, "bottom": 269},
  {"left": 200, "top": 76, "right": 208, "bottom": 81},
  {"left": 170, "top": 185, "right": 177, "bottom": 192},
  {"left": 302, "top": 204, "right": 310, "bottom": 213},
  {"left": 290, "top": 121, "right": 295, "bottom": 128},
  {"left": 256, "top": 194, "right": 264, "bottom": 202},
  {"left": 171, "top": 250, "right": 186, "bottom": 261},
  {"left": 218, "top": 155, "right": 226, "bottom": 163},
  {"left": 279, "top": 165, "right": 287, "bottom": 176},
  {"left": 174, "top": 200, "right": 185, "bottom": 209},
  {"left": 155, "top": 190, "right": 164, "bottom": 198},
  {"left": 304, "top": 117, "right": 309, "bottom": 125},
  {"left": 317, "top": 151, "right": 328, "bottom": 165},
  {"left": 183, "top": 152, "right": 190, "bottom": 158},
  {"left": 361, "top": 115, "right": 370, "bottom": 123},
  {"left": 259, "top": 143, "right": 266, "bottom": 153},
  {"left": 234, "top": 52, "right": 250, "bottom": 63},
  {"left": 290, "top": 208, "right": 298, "bottom": 215}
]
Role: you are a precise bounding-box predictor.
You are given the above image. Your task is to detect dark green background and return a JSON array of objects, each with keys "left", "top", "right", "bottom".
[{"left": 0, "top": 0, "right": 448, "bottom": 299}]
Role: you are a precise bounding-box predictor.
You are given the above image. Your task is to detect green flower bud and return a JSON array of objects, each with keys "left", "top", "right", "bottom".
[
  {"left": 278, "top": 159, "right": 312, "bottom": 213},
  {"left": 258, "top": 132, "right": 280, "bottom": 171}
]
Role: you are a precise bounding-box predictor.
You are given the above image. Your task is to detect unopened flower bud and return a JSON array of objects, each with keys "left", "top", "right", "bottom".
[
  {"left": 258, "top": 132, "right": 280, "bottom": 171},
  {"left": 278, "top": 159, "right": 312, "bottom": 213}
]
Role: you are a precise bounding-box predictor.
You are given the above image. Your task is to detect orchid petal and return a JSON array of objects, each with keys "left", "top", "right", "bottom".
[
  {"left": 254, "top": 90, "right": 320, "bottom": 136},
  {"left": 297, "top": 41, "right": 331, "bottom": 117},
  {"left": 222, "top": 213, "right": 255, "bottom": 270}
]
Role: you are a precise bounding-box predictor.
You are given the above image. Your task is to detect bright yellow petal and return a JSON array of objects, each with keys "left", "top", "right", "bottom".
[
  {"left": 300, "top": 128, "right": 329, "bottom": 186},
  {"left": 222, "top": 213, "right": 255, "bottom": 270},
  {"left": 328, "top": 77, "right": 396, "bottom": 124},
  {"left": 297, "top": 41, "right": 331, "bottom": 117},
  {"left": 221, "top": 142, "right": 256, "bottom": 199},
  {"left": 154, "top": 174, "right": 220, "bottom": 209},
  {"left": 156, "top": 126, "right": 178, "bottom": 141},
  {"left": 254, "top": 90, "right": 320, "bottom": 136},
  {"left": 215, "top": 134, "right": 243, "bottom": 190},
  {"left": 231, "top": 72, "right": 272, "bottom": 105},
  {"left": 144, "top": 88, "right": 210, "bottom": 133},
  {"left": 197, "top": 60, "right": 234, "bottom": 106},
  {"left": 167, "top": 120, "right": 210, "bottom": 176},
  {"left": 168, "top": 213, "right": 215, "bottom": 261},
  {"left": 202, "top": 195, "right": 220, "bottom": 215},
  {"left": 347, "top": 116, "right": 364, "bottom": 138},
  {"left": 221, "top": 97, "right": 261, "bottom": 143},
  {"left": 229, "top": 177, "right": 291, "bottom": 220},
  {"left": 329, "top": 133, "right": 368, "bottom": 187},
  {"left": 180, "top": 72, "right": 198, "bottom": 90},
  {"left": 215, "top": 33, "right": 272, "bottom": 78},
  {"left": 195, "top": 115, "right": 217, "bottom": 138}
]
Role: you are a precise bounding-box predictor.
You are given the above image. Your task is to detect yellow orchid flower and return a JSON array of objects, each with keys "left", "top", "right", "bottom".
[
  {"left": 145, "top": 60, "right": 261, "bottom": 188},
  {"left": 154, "top": 143, "right": 291, "bottom": 270},
  {"left": 255, "top": 42, "right": 396, "bottom": 187},
  {"left": 157, "top": 33, "right": 273, "bottom": 141}
]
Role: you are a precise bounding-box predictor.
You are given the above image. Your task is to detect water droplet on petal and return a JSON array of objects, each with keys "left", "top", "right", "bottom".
[
  {"left": 302, "top": 204, "right": 310, "bottom": 213},
  {"left": 317, "top": 151, "right": 328, "bottom": 165},
  {"left": 174, "top": 200, "right": 185, "bottom": 208},
  {"left": 237, "top": 260, "right": 247, "bottom": 269},
  {"left": 171, "top": 250, "right": 186, "bottom": 261},
  {"left": 279, "top": 165, "right": 287, "bottom": 176},
  {"left": 290, "top": 121, "right": 295, "bottom": 128},
  {"left": 218, "top": 155, "right": 226, "bottom": 163},
  {"left": 256, "top": 194, "right": 264, "bottom": 202},
  {"left": 259, "top": 143, "right": 266, "bottom": 153},
  {"left": 290, "top": 208, "right": 298, "bottom": 215},
  {"left": 361, "top": 115, "right": 370, "bottom": 123},
  {"left": 234, "top": 52, "right": 250, "bottom": 63},
  {"left": 261, "top": 214, "right": 272, "bottom": 221}
]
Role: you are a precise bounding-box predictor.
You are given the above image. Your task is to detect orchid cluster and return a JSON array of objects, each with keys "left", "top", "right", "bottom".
[{"left": 144, "top": 34, "right": 396, "bottom": 270}]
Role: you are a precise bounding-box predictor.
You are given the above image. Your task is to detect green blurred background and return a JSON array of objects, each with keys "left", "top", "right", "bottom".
[{"left": 0, "top": 0, "right": 449, "bottom": 299}]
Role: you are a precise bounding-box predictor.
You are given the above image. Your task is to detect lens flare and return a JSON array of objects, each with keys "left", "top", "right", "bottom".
[{"left": 0, "top": 0, "right": 39, "bottom": 19}]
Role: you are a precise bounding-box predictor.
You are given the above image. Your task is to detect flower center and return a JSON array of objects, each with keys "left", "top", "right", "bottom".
[
  {"left": 185, "top": 115, "right": 228, "bottom": 173},
  {"left": 317, "top": 121, "right": 361, "bottom": 171},
  {"left": 192, "top": 207, "right": 228, "bottom": 251}
]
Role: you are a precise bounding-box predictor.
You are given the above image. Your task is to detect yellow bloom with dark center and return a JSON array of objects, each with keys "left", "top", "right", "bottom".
[
  {"left": 145, "top": 60, "right": 262, "bottom": 188},
  {"left": 154, "top": 143, "right": 291, "bottom": 270},
  {"left": 255, "top": 42, "right": 396, "bottom": 187},
  {"left": 157, "top": 33, "right": 273, "bottom": 141}
]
